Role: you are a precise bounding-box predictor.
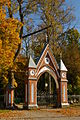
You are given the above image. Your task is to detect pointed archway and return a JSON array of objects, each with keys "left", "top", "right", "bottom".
[
  {"left": 5, "top": 43, "right": 69, "bottom": 108},
  {"left": 24, "top": 43, "right": 69, "bottom": 109},
  {"left": 37, "top": 72, "right": 58, "bottom": 107}
]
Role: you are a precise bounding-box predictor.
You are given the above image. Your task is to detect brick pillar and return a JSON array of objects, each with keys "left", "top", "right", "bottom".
[
  {"left": 25, "top": 79, "right": 28, "bottom": 107},
  {"left": 27, "top": 79, "right": 37, "bottom": 109},
  {"left": 25, "top": 74, "right": 38, "bottom": 109},
  {"left": 60, "top": 71, "right": 69, "bottom": 107},
  {"left": 25, "top": 56, "right": 37, "bottom": 109},
  {"left": 6, "top": 88, "right": 14, "bottom": 108},
  {"left": 60, "top": 60, "right": 69, "bottom": 107},
  {"left": 60, "top": 80, "right": 69, "bottom": 107}
]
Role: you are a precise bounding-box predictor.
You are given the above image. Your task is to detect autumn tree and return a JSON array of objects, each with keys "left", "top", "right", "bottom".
[
  {"left": 0, "top": 0, "right": 22, "bottom": 88},
  {"left": 7, "top": 0, "right": 75, "bottom": 97},
  {"left": 30, "top": 0, "right": 74, "bottom": 60},
  {"left": 0, "top": 0, "right": 76, "bottom": 98},
  {"left": 6, "top": 0, "right": 74, "bottom": 64},
  {"left": 14, "top": 54, "right": 27, "bottom": 103},
  {"left": 63, "top": 28, "right": 80, "bottom": 94}
]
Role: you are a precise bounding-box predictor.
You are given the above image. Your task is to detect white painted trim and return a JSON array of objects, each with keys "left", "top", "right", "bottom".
[
  {"left": 9, "top": 93, "right": 11, "bottom": 104},
  {"left": 38, "top": 66, "right": 59, "bottom": 89},
  {"left": 49, "top": 48, "right": 59, "bottom": 69},
  {"left": 61, "top": 79, "right": 68, "bottom": 82},
  {"left": 38, "top": 66, "right": 50, "bottom": 75},
  {"left": 36, "top": 82, "right": 37, "bottom": 106},
  {"left": 36, "top": 51, "right": 48, "bottom": 76},
  {"left": 44, "top": 57, "right": 50, "bottom": 64},
  {"left": 36, "top": 50, "right": 59, "bottom": 78},
  {"left": 37, "top": 44, "right": 59, "bottom": 70},
  {"left": 63, "top": 85, "right": 66, "bottom": 102},
  {"left": 31, "top": 83, "right": 34, "bottom": 102},
  {"left": 61, "top": 103, "right": 69, "bottom": 106},
  {"left": 28, "top": 77, "right": 37, "bottom": 80},
  {"left": 28, "top": 104, "right": 38, "bottom": 107},
  {"left": 47, "top": 51, "right": 59, "bottom": 77},
  {"left": 37, "top": 44, "right": 49, "bottom": 66}
]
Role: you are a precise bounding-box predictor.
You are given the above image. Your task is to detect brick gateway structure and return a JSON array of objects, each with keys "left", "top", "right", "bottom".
[
  {"left": 25, "top": 43, "right": 69, "bottom": 108},
  {"left": 5, "top": 43, "right": 69, "bottom": 108}
]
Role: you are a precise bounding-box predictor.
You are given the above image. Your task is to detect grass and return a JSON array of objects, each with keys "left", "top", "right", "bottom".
[
  {"left": 70, "top": 103, "right": 80, "bottom": 108},
  {"left": 0, "top": 110, "right": 9, "bottom": 113}
]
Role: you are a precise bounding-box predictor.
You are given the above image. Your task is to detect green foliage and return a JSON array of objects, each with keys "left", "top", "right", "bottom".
[
  {"left": 63, "top": 28, "right": 80, "bottom": 95},
  {"left": 0, "top": 0, "right": 79, "bottom": 99},
  {"left": 14, "top": 55, "right": 27, "bottom": 101},
  {"left": 76, "top": 76, "right": 80, "bottom": 94},
  {"left": 68, "top": 84, "right": 73, "bottom": 95},
  {"left": 30, "top": 0, "right": 74, "bottom": 60}
]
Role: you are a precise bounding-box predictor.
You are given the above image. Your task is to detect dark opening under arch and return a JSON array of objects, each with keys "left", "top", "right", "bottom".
[{"left": 37, "top": 72, "right": 58, "bottom": 108}]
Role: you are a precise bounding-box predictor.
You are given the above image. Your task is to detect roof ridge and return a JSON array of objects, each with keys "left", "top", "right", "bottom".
[{"left": 36, "top": 43, "right": 48, "bottom": 64}]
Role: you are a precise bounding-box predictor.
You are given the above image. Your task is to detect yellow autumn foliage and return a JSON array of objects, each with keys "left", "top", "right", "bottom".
[
  {"left": 0, "top": 0, "right": 22, "bottom": 73},
  {"left": 14, "top": 79, "right": 18, "bottom": 88},
  {"left": 0, "top": 0, "right": 22, "bottom": 88}
]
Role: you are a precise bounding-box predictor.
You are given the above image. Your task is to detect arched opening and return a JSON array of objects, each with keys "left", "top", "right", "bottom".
[{"left": 37, "top": 71, "right": 59, "bottom": 108}]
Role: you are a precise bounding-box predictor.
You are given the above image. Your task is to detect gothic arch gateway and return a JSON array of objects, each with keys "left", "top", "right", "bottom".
[
  {"left": 25, "top": 44, "right": 69, "bottom": 108},
  {"left": 5, "top": 43, "right": 69, "bottom": 108}
]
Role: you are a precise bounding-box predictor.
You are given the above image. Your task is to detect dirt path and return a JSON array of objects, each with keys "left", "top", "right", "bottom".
[{"left": 0, "top": 108, "right": 80, "bottom": 120}]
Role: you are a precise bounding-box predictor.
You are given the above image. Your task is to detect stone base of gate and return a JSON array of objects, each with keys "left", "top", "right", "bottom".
[
  {"left": 28, "top": 104, "right": 38, "bottom": 109},
  {"left": 23, "top": 104, "right": 38, "bottom": 109},
  {"left": 61, "top": 103, "right": 69, "bottom": 108}
]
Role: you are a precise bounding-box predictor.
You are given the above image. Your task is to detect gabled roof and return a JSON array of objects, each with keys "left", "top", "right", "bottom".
[
  {"left": 29, "top": 55, "right": 37, "bottom": 68},
  {"left": 36, "top": 43, "right": 48, "bottom": 64},
  {"left": 60, "top": 59, "right": 68, "bottom": 71},
  {"left": 37, "top": 43, "right": 59, "bottom": 69}
]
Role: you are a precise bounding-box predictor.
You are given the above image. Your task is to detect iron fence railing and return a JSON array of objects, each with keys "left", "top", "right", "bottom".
[
  {"left": 37, "top": 91, "right": 57, "bottom": 106},
  {"left": 68, "top": 95, "right": 80, "bottom": 103}
]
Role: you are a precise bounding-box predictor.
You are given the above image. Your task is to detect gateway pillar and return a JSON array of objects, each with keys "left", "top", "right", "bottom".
[
  {"left": 60, "top": 60, "right": 69, "bottom": 107},
  {"left": 25, "top": 56, "right": 38, "bottom": 109}
]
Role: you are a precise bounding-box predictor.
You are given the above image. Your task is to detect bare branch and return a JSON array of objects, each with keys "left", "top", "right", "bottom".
[{"left": 22, "top": 25, "right": 51, "bottom": 38}]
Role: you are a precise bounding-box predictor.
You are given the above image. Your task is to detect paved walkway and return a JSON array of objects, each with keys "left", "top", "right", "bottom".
[{"left": 0, "top": 109, "right": 80, "bottom": 120}]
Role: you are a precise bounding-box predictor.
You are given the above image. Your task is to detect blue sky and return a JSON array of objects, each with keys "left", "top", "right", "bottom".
[
  {"left": 21, "top": 0, "right": 80, "bottom": 35},
  {"left": 32, "top": 0, "right": 80, "bottom": 33},
  {"left": 66, "top": 0, "right": 80, "bottom": 32}
]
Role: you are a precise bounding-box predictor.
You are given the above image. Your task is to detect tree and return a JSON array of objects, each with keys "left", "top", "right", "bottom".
[
  {"left": 0, "top": 0, "right": 75, "bottom": 97},
  {"left": 29, "top": 0, "right": 74, "bottom": 60},
  {"left": 14, "top": 54, "right": 27, "bottom": 103},
  {"left": 63, "top": 28, "right": 80, "bottom": 94},
  {"left": 6, "top": 0, "right": 74, "bottom": 63},
  {"left": 0, "top": 0, "right": 22, "bottom": 87}
]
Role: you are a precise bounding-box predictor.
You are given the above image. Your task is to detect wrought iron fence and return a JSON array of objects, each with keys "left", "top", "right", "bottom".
[
  {"left": 37, "top": 91, "right": 57, "bottom": 107},
  {"left": 68, "top": 95, "right": 80, "bottom": 104}
]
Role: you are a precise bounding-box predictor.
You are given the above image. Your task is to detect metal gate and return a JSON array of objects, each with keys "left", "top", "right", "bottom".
[{"left": 37, "top": 90, "right": 57, "bottom": 108}]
